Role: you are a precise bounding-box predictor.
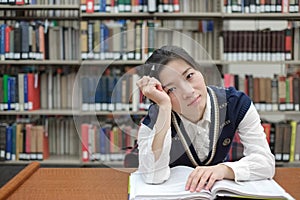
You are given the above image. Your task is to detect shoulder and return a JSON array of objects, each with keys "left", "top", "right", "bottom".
[
  {"left": 225, "top": 87, "right": 249, "bottom": 100},
  {"left": 225, "top": 86, "right": 251, "bottom": 109},
  {"left": 208, "top": 86, "right": 251, "bottom": 103}
]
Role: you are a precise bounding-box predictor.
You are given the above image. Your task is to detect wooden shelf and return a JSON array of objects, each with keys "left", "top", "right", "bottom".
[
  {"left": 1, "top": 8, "right": 300, "bottom": 21},
  {"left": 0, "top": 59, "right": 222, "bottom": 66},
  {"left": 0, "top": 5, "right": 79, "bottom": 10},
  {"left": 2, "top": 60, "right": 300, "bottom": 66},
  {"left": 0, "top": 16, "right": 80, "bottom": 20},
  {"left": 81, "top": 12, "right": 222, "bottom": 20},
  {"left": 276, "top": 161, "right": 300, "bottom": 167},
  {"left": 222, "top": 60, "right": 300, "bottom": 65},
  {"left": 2, "top": 110, "right": 299, "bottom": 116},
  {"left": 0, "top": 60, "right": 81, "bottom": 66},
  {"left": 0, "top": 109, "right": 76, "bottom": 116},
  {"left": 222, "top": 13, "right": 300, "bottom": 20},
  {"left": 81, "top": 12, "right": 300, "bottom": 21},
  {"left": 0, "top": 110, "right": 147, "bottom": 116},
  {"left": 0, "top": 155, "right": 80, "bottom": 166},
  {"left": 258, "top": 111, "right": 300, "bottom": 115},
  {"left": 2, "top": 159, "right": 299, "bottom": 167},
  {"left": 81, "top": 60, "right": 145, "bottom": 66},
  {"left": 0, "top": 156, "right": 125, "bottom": 167},
  {"left": 83, "top": 110, "right": 147, "bottom": 115}
]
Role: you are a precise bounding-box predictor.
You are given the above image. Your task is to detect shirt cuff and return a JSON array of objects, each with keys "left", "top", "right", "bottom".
[{"left": 221, "top": 162, "right": 250, "bottom": 182}]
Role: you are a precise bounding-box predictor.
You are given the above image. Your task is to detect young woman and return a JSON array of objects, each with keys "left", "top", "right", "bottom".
[{"left": 136, "top": 45, "right": 275, "bottom": 192}]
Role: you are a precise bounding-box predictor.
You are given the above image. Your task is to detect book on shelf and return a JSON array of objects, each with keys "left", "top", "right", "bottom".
[
  {"left": 80, "top": 19, "right": 216, "bottom": 61},
  {"left": 0, "top": 68, "right": 77, "bottom": 112},
  {"left": 0, "top": 116, "right": 80, "bottom": 162},
  {"left": 222, "top": 73, "right": 300, "bottom": 112},
  {"left": 224, "top": 0, "right": 299, "bottom": 13},
  {"left": 274, "top": 121, "right": 292, "bottom": 162},
  {"left": 222, "top": 29, "right": 293, "bottom": 62},
  {"left": 129, "top": 165, "right": 294, "bottom": 200},
  {"left": 0, "top": 21, "right": 80, "bottom": 61},
  {"left": 80, "top": 121, "right": 138, "bottom": 162},
  {"left": 79, "top": 68, "right": 148, "bottom": 112},
  {"left": 81, "top": 0, "right": 183, "bottom": 13}
]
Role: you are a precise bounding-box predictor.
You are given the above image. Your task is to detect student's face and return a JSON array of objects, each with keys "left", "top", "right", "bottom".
[{"left": 159, "top": 59, "right": 207, "bottom": 122}]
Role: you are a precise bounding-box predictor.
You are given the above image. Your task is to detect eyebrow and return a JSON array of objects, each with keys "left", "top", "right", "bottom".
[{"left": 162, "top": 67, "right": 192, "bottom": 89}]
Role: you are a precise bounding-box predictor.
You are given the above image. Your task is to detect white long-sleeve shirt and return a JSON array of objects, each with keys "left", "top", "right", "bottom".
[{"left": 137, "top": 95, "right": 275, "bottom": 184}]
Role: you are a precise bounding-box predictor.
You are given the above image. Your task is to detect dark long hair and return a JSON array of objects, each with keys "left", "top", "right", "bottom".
[{"left": 140, "top": 46, "right": 201, "bottom": 80}]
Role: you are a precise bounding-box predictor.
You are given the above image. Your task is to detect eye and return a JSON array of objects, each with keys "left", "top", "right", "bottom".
[
  {"left": 165, "top": 87, "right": 176, "bottom": 95},
  {"left": 186, "top": 72, "right": 194, "bottom": 79}
]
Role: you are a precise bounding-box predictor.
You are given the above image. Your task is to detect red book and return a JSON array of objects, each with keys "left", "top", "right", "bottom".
[
  {"left": 15, "top": 0, "right": 24, "bottom": 5},
  {"left": 81, "top": 124, "right": 90, "bottom": 162},
  {"left": 109, "top": 129, "right": 114, "bottom": 153},
  {"left": 262, "top": 122, "right": 271, "bottom": 144},
  {"left": 43, "top": 126, "right": 49, "bottom": 160},
  {"left": 173, "top": 0, "right": 180, "bottom": 12},
  {"left": 244, "top": 75, "right": 249, "bottom": 96},
  {"left": 223, "top": 73, "right": 234, "bottom": 88},
  {"left": 25, "top": 124, "right": 32, "bottom": 159},
  {"left": 5, "top": 26, "right": 11, "bottom": 57},
  {"left": 27, "top": 73, "right": 40, "bottom": 111},
  {"left": 125, "top": 126, "right": 132, "bottom": 148},
  {"left": 86, "top": 0, "right": 94, "bottom": 13},
  {"left": 111, "top": 0, "right": 115, "bottom": 12},
  {"left": 284, "top": 26, "right": 292, "bottom": 60},
  {"left": 278, "top": 75, "right": 286, "bottom": 104},
  {"left": 38, "top": 25, "right": 45, "bottom": 60}
]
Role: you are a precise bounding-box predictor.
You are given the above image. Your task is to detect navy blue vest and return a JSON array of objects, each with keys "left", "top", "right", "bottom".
[{"left": 142, "top": 86, "right": 251, "bottom": 168}]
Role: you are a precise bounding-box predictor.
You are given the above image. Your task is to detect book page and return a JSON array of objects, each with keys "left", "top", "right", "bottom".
[
  {"left": 211, "top": 179, "right": 295, "bottom": 200},
  {"left": 129, "top": 165, "right": 212, "bottom": 200},
  {"left": 129, "top": 165, "right": 294, "bottom": 200}
]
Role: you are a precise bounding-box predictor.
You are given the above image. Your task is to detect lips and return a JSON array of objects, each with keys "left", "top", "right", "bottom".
[{"left": 188, "top": 95, "right": 201, "bottom": 106}]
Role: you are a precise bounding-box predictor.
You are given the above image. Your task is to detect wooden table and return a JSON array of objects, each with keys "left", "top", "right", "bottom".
[
  {"left": 274, "top": 167, "right": 300, "bottom": 200},
  {"left": 0, "top": 162, "right": 299, "bottom": 200}
]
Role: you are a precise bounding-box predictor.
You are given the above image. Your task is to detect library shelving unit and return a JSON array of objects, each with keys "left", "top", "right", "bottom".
[{"left": 0, "top": 1, "right": 300, "bottom": 167}]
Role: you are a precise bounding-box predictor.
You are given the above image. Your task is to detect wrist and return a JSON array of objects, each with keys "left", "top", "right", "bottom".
[
  {"left": 158, "top": 102, "right": 172, "bottom": 110},
  {"left": 218, "top": 164, "right": 235, "bottom": 180}
]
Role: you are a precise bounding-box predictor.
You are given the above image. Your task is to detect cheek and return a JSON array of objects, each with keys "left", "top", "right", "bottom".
[{"left": 169, "top": 95, "right": 181, "bottom": 112}]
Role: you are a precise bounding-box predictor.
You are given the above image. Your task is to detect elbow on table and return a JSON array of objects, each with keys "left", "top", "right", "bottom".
[
  {"left": 269, "top": 157, "right": 276, "bottom": 179},
  {"left": 141, "top": 167, "right": 171, "bottom": 185}
]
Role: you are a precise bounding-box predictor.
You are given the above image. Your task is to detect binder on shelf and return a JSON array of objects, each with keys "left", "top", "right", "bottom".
[
  {"left": 81, "top": 123, "right": 90, "bottom": 162},
  {"left": 27, "top": 73, "right": 40, "bottom": 111},
  {"left": 5, "top": 125, "right": 12, "bottom": 160}
]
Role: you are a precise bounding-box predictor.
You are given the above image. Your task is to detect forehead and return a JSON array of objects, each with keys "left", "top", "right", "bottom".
[
  {"left": 158, "top": 59, "right": 193, "bottom": 84},
  {"left": 160, "top": 59, "right": 191, "bottom": 75}
]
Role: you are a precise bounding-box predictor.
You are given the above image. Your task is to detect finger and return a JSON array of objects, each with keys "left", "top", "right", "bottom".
[
  {"left": 189, "top": 169, "right": 204, "bottom": 192},
  {"left": 185, "top": 168, "right": 200, "bottom": 191},
  {"left": 136, "top": 76, "right": 150, "bottom": 88},
  {"left": 205, "top": 175, "right": 216, "bottom": 190},
  {"left": 156, "top": 84, "right": 163, "bottom": 91},
  {"left": 148, "top": 78, "right": 163, "bottom": 91},
  {"left": 196, "top": 171, "right": 212, "bottom": 192},
  {"left": 185, "top": 174, "right": 192, "bottom": 191}
]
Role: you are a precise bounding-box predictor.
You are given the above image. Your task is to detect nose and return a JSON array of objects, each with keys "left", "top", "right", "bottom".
[{"left": 181, "top": 82, "right": 194, "bottom": 99}]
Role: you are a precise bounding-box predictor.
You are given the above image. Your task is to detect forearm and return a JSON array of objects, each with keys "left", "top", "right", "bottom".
[
  {"left": 223, "top": 152, "right": 275, "bottom": 181},
  {"left": 137, "top": 124, "right": 172, "bottom": 184},
  {"left": 225, "top": 104, "right": 275, "bottom": 181},
  {"left": 152, "top": 104, "right": 172, "bottom": 161}
]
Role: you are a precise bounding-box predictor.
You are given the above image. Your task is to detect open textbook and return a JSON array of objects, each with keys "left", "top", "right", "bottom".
[{"left": 129, "top": 165, "right": 295, "bottom": 200}]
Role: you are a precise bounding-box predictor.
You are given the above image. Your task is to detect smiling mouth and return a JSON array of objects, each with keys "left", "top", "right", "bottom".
[{"left": 188, "top": 95, "right": 201, "bottom": 106}]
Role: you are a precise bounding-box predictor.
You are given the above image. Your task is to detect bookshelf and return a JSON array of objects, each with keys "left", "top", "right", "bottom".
[{"left": 0, "top": 0, "right": 300, "bottom": 167}]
